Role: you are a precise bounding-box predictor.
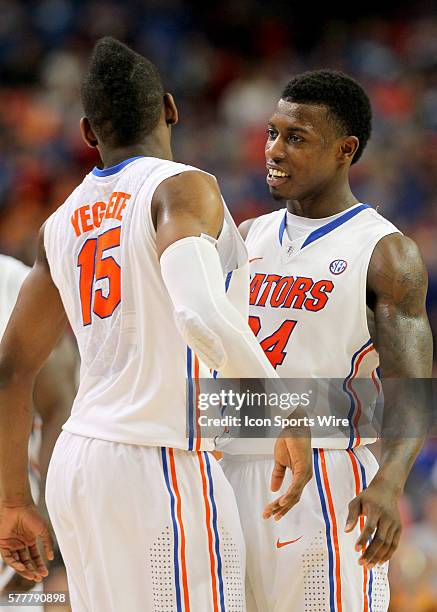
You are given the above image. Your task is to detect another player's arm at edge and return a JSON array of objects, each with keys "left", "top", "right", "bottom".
[
  {"left": 2, "top": 333, "right": 77, "bottom": 594},
  {"left": 33, "top": 335, "right": 77, "bottom": 521},
  {"left": 345, "top": 233, "right": 433, "bottom": 567},
  {"left": 0, "top": 226, "right": 65, "bottom": 580}
]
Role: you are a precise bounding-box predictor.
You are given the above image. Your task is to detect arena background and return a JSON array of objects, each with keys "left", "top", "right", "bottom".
[{"left": 0, "top": 1, "right": 436, "bottom": 609}]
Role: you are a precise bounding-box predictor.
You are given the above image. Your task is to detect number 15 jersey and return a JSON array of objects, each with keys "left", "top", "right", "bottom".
[{"left": 44, "top": 156, "right": 248, "bottom": 451}]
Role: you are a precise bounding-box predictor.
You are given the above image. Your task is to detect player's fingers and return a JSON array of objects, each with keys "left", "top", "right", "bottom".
[
  {"left": 271, "top": 503, "right": 296, "bottom": 522},
  {"left": 0, "top": 549, "right": 36, "bottom": 581},
  {"left": 264, "top": 482, "right": 304, "bottom": 521},
  {"left": 28, "top": 543, "right": 49, "bottom": 577},
  {"left": 270, "top": 460, "right": 286, "bottom": 493},
  {"left": 355, "top": 514, "right": 379, "bottom": 551},
  {"left": 262, "top": 496, "right": 282, "bottom": 519},
  {"left": 11, "top": 550, "right": 20, "bottom": 563},
  {"left": 18, "top": 547, "right": 41, "bottom": 579},
  {"left": 379, "top": 527, "right": 401, "bottom": 564},
  {"left": 263, "top": 492, "right": 289, "bottom": 519},
  {"left": 40, "top": 528, "right": 54, "bottom": 562},
  {"left": 345, "top": 496, "right": 361, "bottom": 532},
  {"left": 359, "top": 521, "right": 394, "bottom": 567}
]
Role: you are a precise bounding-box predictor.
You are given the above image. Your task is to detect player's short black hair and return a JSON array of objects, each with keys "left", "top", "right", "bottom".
[
  {"left": 281, "top": 70, "right": 372, "bottom": 164},
  {"left": 81, "top": 37, "right": 164, "bottom": 147}
]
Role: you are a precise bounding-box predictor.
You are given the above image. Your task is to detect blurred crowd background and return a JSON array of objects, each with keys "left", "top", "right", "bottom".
[{"left": 0, "top": 0, "right": 436, "bottom": 609}]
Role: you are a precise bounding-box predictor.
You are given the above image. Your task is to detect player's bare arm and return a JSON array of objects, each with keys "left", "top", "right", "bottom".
[
  {"left": 345, "top": 233, "right": 433, "bottom": 568},
  {"left": 33, "top": 334, "right": 77, "bottom": 513},
  {"left": 153, "top": 170, "right": 224, "bottom": 256},
  {"left": 0, "top": 226, "right": 66, "bottom": 581}
]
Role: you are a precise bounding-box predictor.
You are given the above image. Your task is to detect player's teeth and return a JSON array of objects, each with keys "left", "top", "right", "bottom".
[{"left": 269, "top": 169, "right": 287, "bottom": 177}]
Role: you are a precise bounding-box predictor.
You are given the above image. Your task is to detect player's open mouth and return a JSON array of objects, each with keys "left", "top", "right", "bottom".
[{"left": 266, "top": 168, "right": 290, "bottom": 187}]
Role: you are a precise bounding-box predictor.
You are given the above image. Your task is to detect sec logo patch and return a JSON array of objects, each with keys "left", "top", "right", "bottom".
[{"left": 329, "top": 259, "right": 348, "bottom": 274}]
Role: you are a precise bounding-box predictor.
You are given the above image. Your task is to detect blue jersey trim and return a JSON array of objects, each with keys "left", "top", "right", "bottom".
[
  {"left": 344, "top": 338, "right": 373, "bottom": 449},
  {"left": 225, "top": 271, "right": 233, "bottom": 292},
  {"left": 301, "top": 204, "right": 370, "bottom": 249},
  {"left": 187, "top": 347, "right": 194, "bottom": 450},
  {"left": 161, "top": 448, "right": 183, "bottom": 612},
  {"left": 279, "top": 212, "right": 287, "bottom": 245},
  {"left": 92, "top": 156, "right": 144, "bottom": 177},
  {"left": 313, "top": 449, "right": 336, "bottom": 612},
  {"left": 204, "top": 453, "right": 226, "bottom": 612},
  {"left": 352, "top": 449, "right": 373, "bottom": 611},
  {"left": 212, "top": 272, "right": 233, "bottom": 379}
]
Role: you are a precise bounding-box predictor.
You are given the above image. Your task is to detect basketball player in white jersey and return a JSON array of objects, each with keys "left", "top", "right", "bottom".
[
  {"left": 0, "top": 38, "right": 312, "bottom": 612},
  {"left": 220, "top": 70, "right": 433, "bottom": 611},
  {"left": 0, "top": 254, "right": 75, "bottom": 611}
]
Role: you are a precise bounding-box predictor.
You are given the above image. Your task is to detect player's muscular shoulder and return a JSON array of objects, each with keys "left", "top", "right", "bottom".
[
  {"left": 152, "top": 171, "right": 224, "bottom": 257},
  {"left": 238, "top": 218, "right": 256, "bottom": 240},
  {"left": 152, "top": 171, "right": 223, "bottom": 230},
  {"left": 367, "top": 233, "right": 428, "bottom": 315}
]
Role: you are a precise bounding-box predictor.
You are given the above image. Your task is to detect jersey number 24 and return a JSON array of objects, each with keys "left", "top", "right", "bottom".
[{"left": 249, "top": 316, "right": 297, "bottom": 368}]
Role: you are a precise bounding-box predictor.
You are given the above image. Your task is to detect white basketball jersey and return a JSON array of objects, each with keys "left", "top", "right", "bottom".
[
  {"left": 224, "top": 203, "right": 400, "bottom": 454},
  {"left": 0, "top": 254, "right": 30, "bottom": 337},
  {"left": 44, "top": 156, "right": 248, "bottom": 451}
]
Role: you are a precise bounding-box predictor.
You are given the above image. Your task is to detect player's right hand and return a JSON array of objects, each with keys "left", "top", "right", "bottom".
[
  {"left": 263, "top": 428, "right": 312, "bottom": 521},
  {"left": 0, "top": 503, "right": 54, "bottom": 582}
]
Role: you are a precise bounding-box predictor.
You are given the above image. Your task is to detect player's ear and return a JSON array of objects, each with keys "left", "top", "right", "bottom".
[
  {"left": 163, "top": 93, "right": 179, "bottom": 127},
  {"left": 339, "top": 136, "right": 359, "bottom": 164},
  {"left": 80, "top": 117, "right": 98, "bottom": 149}
]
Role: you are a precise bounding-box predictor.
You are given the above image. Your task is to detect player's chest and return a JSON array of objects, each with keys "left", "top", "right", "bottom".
[{"left": 246, "top": 235, "right": 358, "bottom": 315}]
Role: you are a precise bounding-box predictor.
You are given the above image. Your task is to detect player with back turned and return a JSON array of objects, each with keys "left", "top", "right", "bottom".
[
  {"left": 0, "top": 38, "right": 312, "bottom": 612},
  {"left": 220, "top": 71, "right": 433, "bottom": 611}
]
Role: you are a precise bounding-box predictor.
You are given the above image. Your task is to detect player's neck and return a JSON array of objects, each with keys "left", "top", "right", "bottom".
[
  {"left": 286, "top": 183, "right": 359, "bottom": 219},
  {"left": 99, "top": 139, "right": 173, "bottom": 168}
]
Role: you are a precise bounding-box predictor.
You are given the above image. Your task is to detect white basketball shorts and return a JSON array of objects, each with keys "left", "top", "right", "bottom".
[
  {"left": 221, "top": 447, "right": 389, "bottom": 612},
  {"left": 46, "top": 432, "right": 246, "bottom": 612}
]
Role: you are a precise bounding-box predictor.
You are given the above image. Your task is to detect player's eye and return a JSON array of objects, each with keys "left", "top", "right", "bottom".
[
  {"left": 266, "top": 128, "right": 277, "bottom": 140},
  {"left": 288, "top": 134, "right": 303, "bottom": 143}
]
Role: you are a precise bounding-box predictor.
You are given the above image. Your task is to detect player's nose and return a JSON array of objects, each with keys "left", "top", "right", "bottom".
[{"left": 265, "top": 135, "right": 286, "bottom": 162}]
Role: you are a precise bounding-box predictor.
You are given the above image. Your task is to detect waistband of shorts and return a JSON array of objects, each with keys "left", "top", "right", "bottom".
[
  {"left": 221, "top": 446, "right": 374, "bottom": 463},
  {"left": 220, "top": 453, "right": 273, "bottom": 463}
]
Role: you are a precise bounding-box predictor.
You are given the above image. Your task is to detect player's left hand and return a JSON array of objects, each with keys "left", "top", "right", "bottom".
[
  {"left": 263, "top": 427, "right": 312, "bottom": 521},
  {"left": 345, "top": 480, "right": 401, "bottom": 568}
]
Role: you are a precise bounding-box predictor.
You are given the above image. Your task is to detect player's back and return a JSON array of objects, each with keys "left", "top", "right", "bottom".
[{"left": 44, "top": 156, "right": 247, "bottom": 451}]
